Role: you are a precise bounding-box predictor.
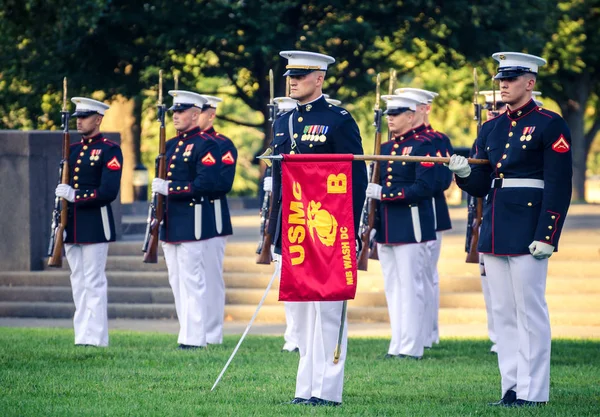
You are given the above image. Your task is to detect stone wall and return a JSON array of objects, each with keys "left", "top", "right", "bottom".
[{"left": 0, "top": 131, "right": 122, "bottom": 271}]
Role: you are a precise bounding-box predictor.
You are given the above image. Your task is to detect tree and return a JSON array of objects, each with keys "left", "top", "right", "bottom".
[{"left": 540, "top": 0, "right": 600, "bottom": 201}]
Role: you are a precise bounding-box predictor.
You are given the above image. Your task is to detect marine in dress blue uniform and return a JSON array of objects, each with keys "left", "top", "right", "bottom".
[
  {"left": 424, "top": 95, "right": 454, "bottom": 346},
  {"left": 366, "top": 95, "right": 436, "bottom": 359},
  {"left": 449, "top": 52, "right": 572, "bottom": 407},
  {"left": 396, "top": 87, "right": 454, "bottom": 348},
  {"left": 267, "top": 51, "right": 367, "bottom": 406},
  {"left": 55, "top": 97, "right": 123, "bottom": 347},
  {"left": 151, "top": 90, "right": 222, "bottom": 349},
  {"left": 197, "top": 94, "right": 238, "bottom": 345},
  {"left": 264, "top": 96, "right": 301, "bottom": 353}
]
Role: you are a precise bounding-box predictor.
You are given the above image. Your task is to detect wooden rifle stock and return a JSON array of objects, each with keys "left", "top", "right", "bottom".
[
  {"left": 465, "top": 197, "right": 483, "bottom": 263},
  {"left": 143, "top": 71, "right": 166, "bottom": 263},
  {"left": 256, "top": 231, "right": 273, "bottom": 265},
  {"left": 357, "top": 74, "right": 383, "bottom": 271},
  {"left": 255, "top": 68, "right": 275, "bottom": 265},
  {"left": 143, "top": 125, "right": 166, "bottom": 263},
  {"left": 48, "top": 78, "right": 70, "bottom": 268},
  {"left": 465, "top": 68, "right": 483, "bottom": 263},
  {"left": 48, "top": 135, "right": 69, "bottom": 267},
  {"left": 256, "top": 167, "right": 274, "bottom": 265}
]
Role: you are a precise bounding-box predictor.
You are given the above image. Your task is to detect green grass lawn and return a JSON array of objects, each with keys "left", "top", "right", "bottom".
[{"left": 1, "top": 328, "right": 599, "bottom": 416}]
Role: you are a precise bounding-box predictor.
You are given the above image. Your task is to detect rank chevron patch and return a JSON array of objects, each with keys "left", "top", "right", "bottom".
[
  {"left": 420, "top": 153, "right": 435, "bottom": 167},
  {"left": 222, "top": 151, "right": 235, "bottom": 165},
  {"left": 551, "top": 135, "right": 570, "bottom": 153},
  {"left": 106, "top": 156, "right": 121, "bottom": 170},
  {"left": 201, "top": 152, "right": 216, "bottom": 165}
]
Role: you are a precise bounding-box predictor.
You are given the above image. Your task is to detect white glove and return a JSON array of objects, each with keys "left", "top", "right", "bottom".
[
  {"left": 152, "top": 178, "right": 169, "bottom": 196},
  {"left": 369, "top": 228, "right": 377, "bottom": 241},
  {"left": 263, "top": 176, "right": 273, "bottom": 192},
  {"left": 55, "top": 184, "right": 75, "bottom": 202},
  {"left": 366, "top": 183, "right": 382, "bottom": 200},
  {"left": 447, "top": 154, "right": 471, "bottom": 178},
  {"left": 528, "top": 240, "right": 555, "bottom": 260}
]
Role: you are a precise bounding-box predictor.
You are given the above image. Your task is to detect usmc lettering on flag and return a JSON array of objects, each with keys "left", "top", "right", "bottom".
[{"left": 280, "top": 154, "right": 357, "bottom": 302}]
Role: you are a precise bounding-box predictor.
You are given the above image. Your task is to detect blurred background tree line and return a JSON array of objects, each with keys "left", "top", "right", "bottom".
[{"left": 1, "top": 0, "right": 598, "bottom": 202}]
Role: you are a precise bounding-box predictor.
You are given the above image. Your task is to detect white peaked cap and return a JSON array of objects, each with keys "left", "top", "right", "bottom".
[
  {"left": 394, "top": 87, "right": 436, "bottom": 105},
  {"left": 493, "top": 52, "right": 547, "bottom": 79},
  {"left": 274, "top": 97, "right": 298, "bottom": 112},
  {"left": 167, "top": 90, "right": 208, "bottom": 111},
  {"left": 381, "top": 94, "right": 420, "bottom": 114},
  {"left": 71, "top": 97, "right": 110, "bottom": 116},
  {"left": 199, "top": 95, "right": 223, "bottom": 109},
  {"left": 280, "top": 50, "right": 335, "bottom": 76}
]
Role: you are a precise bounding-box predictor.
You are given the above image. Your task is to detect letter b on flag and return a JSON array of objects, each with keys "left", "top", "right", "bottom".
[{"left": 327, "top": 174, "right": 347, "bottom": 194}]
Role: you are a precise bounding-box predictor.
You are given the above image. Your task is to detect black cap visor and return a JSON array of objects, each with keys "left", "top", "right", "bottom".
[
  {"left": 168, "top": 103, "right": 195, "bottom": 111},
  {"left": 384, "top": 107, "right": 412, "bottom": 116},
  {"left": 494, "top": 66, "right": 536, "bottom": 80},
  {"left": 283, "top": 68, "right": 322, "bottom": 77},
  {"left": 71, "top": 110, "right": 100, "bottom": 118}
]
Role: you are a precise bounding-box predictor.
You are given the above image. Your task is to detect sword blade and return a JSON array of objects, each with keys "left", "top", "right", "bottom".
[{"left": 210, "top": 262, "right": 280, "bottom": 391}]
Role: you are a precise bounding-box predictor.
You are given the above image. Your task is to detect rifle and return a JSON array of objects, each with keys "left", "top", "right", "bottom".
[
  {"left": 48, "top": 77, "right": 70, "bottom": 268},
  {"left": 357, "top": 73, "right": 383, "bottom": 271},
  {"left": 370, "top": 70, "right": 394, "bottom": 260},
  {"left": 387, "top": 69, "right": 396, "bottom": 141},
  {"left": 465, "top": 68, "right": 483, "bottom": 264},
  {"left": 142, "top": 70, "right": 167, "bottom": 263},
  {"left": 256, "top": 69, "right": 276, "bottom": 265}
]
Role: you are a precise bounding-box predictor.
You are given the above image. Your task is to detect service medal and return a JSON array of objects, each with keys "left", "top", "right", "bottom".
[
  {"left": 310, "top": 125, "right": 317, "bottom": 142},
  {"left": 302, "top": 126, "right": 309, "bottom": 141}
]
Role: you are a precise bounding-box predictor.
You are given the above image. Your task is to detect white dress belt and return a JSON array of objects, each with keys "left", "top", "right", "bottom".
[{"left": 491, "top": 178, "right": 544, "bottom": 189}]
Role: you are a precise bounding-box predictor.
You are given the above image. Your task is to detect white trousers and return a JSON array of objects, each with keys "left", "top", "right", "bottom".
[
  {"left": 483, "top": 254, "right": 551, "bottom": 402},
  {"left": 289, "top": 300, "right": 347, "bottom": 403},
  {"left": 272, "top": 251, "right": 299, "bottom": 351},
  {"left": 162, "top": 241, "right": 207, "bottom": 347},
  {"left": 379, "top": 242, "right": 427, "bottom": 357},
  {"left": 204, "top": 236, "right": 227, "bottom": 344},
  {"left": 65, "top": 243, "right": 109, "bottom": 347},
  {"left": 423, "top": 232, "right": 442, "bottom": 346},
  {"left": 479, "top": 254, "right": 497, "bottom": 352}
]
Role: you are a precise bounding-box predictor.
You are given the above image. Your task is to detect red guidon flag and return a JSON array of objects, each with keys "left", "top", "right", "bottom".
[{"left": 280, "top": 154, "right": 357, "bottom": 302}]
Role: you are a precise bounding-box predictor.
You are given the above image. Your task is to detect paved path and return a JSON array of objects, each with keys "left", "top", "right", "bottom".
[{"left": 1, "top": 318, "right": 598, "bottom": 339}]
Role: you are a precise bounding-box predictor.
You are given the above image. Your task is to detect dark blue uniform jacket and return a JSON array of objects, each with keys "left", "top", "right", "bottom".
[
  {"left": 159, "top": 127, "right": 222, "bottom": 243},
  {"left": 422, "top": 124, "right": 454, "bottom": 231},
  {"left": 204, "top": 126, "right": 237, "bottom": 237},
  {"left": 456, "top": 99, "right": 572, "bottom": 255},
  {"left": 375, "top": 130, "right": 437, "bottom": 244},
  {"left": 65, "top": 134, "right": 123, "bottom": 244}
]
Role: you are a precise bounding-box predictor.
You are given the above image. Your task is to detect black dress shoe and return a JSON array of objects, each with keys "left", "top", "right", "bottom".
[
  {"left": 75, "top": 344, "right": 96, "bottom": 347},
  {"left": 488, "top": 389, "right": 516, "bottom": 406},
  {"left": 302, "top": 397, "right": 341, "bottom": 407},
  {"left": 384, "top": 353, "right": 397, "bottom": 359},
  {"left": 281, "top": 347, "right": 300, "bottom": 353},
  {"left": 513, "top": 399, "right": 547, "bottom": 407},
  {"left": 283, "top": 397, "right": 307, "bottom": 405},
  {"left": 396, "top": 354, "right": 422, "bottom": 360},
  {"left": 177, "top": 344, "right": 204, "bottom": 350}
]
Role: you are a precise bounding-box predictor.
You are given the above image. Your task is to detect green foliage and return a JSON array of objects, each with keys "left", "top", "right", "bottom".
[
  {"left": 1, "top": 0, "right": 600, "bottom": 194},
  {"left": 1, "top": 328, "right": 599, "bottom": 416}
]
